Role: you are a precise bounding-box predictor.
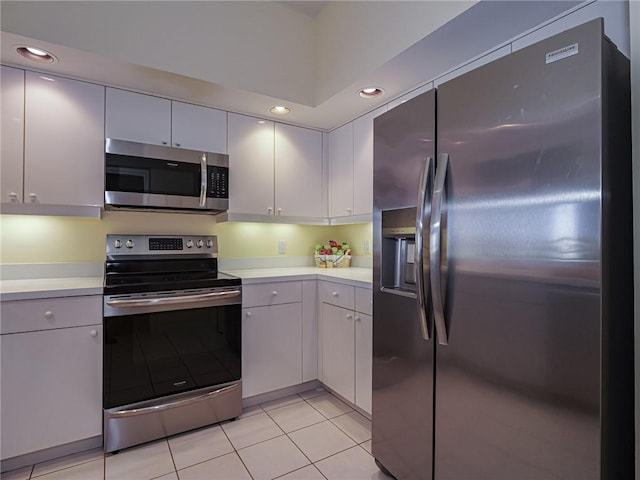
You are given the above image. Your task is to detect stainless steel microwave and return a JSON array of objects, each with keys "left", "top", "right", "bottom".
[{"left": 105, "top": 138, "right": 229, "bottom": 214}]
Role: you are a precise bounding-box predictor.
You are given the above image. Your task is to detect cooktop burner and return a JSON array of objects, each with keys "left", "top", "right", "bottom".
[{"left": 104, "top": 234, "right": 240, "bottom": 295}]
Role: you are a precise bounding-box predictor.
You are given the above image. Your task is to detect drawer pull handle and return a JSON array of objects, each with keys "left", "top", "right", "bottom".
[
  {"left": 44, "top": 311, "right": 53, "bottom": 319},
  {"left": 90, "top": 329, "right": 98, "bottom": 337},
  {"left": 272, "top": 291, "right": 278, "bottom": 296},
  {"left": 332, "top": 292, "right": 339, "bottom": 297},
  {"left": 346, "top": 314, "right": 353, "bottom": 320},
  {"left": 355, "top": 316, "right": 361, "bottom": 322},
  {"left": 246, "top": 311, "right": 252, "bottom": 317}
]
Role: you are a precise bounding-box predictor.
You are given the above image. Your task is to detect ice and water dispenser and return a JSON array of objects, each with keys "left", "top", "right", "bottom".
[{"left": 381, "top": 207, "right": 419, "bottom": 295}]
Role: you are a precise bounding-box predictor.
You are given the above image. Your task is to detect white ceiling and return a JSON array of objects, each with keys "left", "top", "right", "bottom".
[
  {"left": 277, "top": 1, "right": 328, "bottom": 18},
  {"left": 0, "top": 1, "right": 581, "bottom": 131}
]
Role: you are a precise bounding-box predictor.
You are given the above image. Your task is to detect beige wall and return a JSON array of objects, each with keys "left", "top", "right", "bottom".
[{"left": 0, "top": 212, "right": 372, "bottom": 264}]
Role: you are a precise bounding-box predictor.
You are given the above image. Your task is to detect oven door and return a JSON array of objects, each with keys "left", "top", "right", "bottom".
[{"left": 103, "top": 288, "right": 242, "bottom": 409}]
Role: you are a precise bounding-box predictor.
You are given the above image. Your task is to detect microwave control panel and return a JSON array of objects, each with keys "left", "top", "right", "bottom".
[{"left": 208, "top": 166, "right": 229, "bottom": 199}]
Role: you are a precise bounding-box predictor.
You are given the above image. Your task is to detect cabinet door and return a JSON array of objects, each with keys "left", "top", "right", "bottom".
[
  {"left": 355, "top": 313, "right": 372, "bottom": 414},
  {"left": 1, "top": 66, "right": 24, "bottom": 203},
  {"left": 24, "top": 72, "right": 104, "bottom": 207},
  {"left": 0, "top": 325, "right": 102, "bottom": 459},
  {"left": 329, "top": 123, "right": 354, "bottom": 217},
  {"left": 227, "top": 113, "right": 274, "bottom": 215},
  {"left": 353, "top": 105, "right": 387, "bottom": 215},
  {"left": 320, "top": 303, "right": 355, "bottom": 402},
  {"left": 275, "top": 123, "right": 323, "bottom": 217},
  {"left": 171, "top": 101, "right": 227, "bottom": 153},
  {"left": 302, "top": 280, "right": 318, "bottom": 382},
  {"left": 105, "top": 88, "right": 171, "bottom": 145},
  {"left": 242, "top": 303, "right": 302, "bottom": 397}
]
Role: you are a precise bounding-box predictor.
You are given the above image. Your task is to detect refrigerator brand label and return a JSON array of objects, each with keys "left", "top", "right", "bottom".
[{"left": 546, "top": 43, "right": 579, "bottom": 64}]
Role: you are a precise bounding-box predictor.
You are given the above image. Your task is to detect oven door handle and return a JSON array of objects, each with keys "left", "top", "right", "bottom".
[
  {"left": 105, "top": 289, "right": 241, "bottom": 308},
  {"left": 108, "top": 383, "right": 240, "bottom": 419}
]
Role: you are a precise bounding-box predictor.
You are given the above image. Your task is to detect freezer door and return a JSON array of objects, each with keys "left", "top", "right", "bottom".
[
  {"left": 372, "top": 89, "right": 436, "bottom": 479},
  {"left": 434, "top": 19, "right": 610, "bottom": 479}
]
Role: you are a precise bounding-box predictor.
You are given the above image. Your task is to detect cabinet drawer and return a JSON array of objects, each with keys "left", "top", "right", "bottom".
[
  {"left": 0, "top": 295, "right": 102, "bottom": 334},
  {"left": 243, "top": 281, "right": 302, "bottom": 308},
  {"left": 319, "top": 281, "right": 355, "bottom": 309},
  {"left": 355, "top": 287, "right": 372, "bottom": 315}
]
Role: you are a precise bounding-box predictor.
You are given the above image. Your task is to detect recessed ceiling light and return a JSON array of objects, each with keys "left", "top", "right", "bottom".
[
  {"left": 269, "top": 106, "right": 291, "bottom": 115},
  {"left": 358, "top": 87, "right": 384, "bottom": 99},
  {"left": 16, "top": 45, "right": 57, "bottom": 63}
]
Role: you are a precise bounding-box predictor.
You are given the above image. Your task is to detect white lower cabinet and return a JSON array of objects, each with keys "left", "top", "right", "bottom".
[
  {"left": 242, "top": 303, "right": 302, "bottom": 398},
  {"left": 318, "top": 281, "right": 373, "bottom": 414},
  {"left": 242, "top": 281, "right": 305, "bottom": 398},
  {"left": 354, "top": 312, "right": 373, "bottom": 413},
  {"left": 320, "top": 303, "right": 356, "bottom": 402},
  {"left": 0, "top": 296, "right": 102, "bottom": 461}
]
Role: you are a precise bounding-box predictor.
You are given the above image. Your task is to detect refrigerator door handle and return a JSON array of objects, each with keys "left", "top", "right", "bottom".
[
  {"left": 415, "top": 156, "right": 433, "bottom": 340},
  {"left": 430, "top": 153, "right": 449, "bottom": 345}
]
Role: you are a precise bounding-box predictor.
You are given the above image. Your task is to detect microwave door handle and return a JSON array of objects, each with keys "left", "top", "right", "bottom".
[{"left": 199, "top": 153, "right": 207, "bottom": 207}]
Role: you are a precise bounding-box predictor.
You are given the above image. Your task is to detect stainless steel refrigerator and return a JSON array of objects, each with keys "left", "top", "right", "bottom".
[{"left": 372, "top": 18, "right": 633, "bottom": 480}]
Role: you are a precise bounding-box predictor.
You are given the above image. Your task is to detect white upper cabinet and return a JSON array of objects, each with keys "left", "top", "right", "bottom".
[
  {"left": 275, "top": 123, "right": 323, "bottom": 218},
  {"left": 106, "top": 88, "right": 227, "bottom": 153},
  {"left": 1, "top": 66, "right": 25, "bottom": 204},
  {"left": 353, "top": 105, "right": 387, "bottom": 216},
  {"left": 228, "top": 113, "right": 323, "bottom": 219},
  {"left": 24, "top": 72, "right": 104, "bottom": 207},
  {"left": 227, "top": 113, "right": 275, "bottom": 215},
  {"left": 171, "top": 101, "right": 227, "bottom": 153},
  {"left": 106, "top": 88, "right": 171, "bottom": 146},
  {"left": 329, "top": 106, "right": 386, "bottom": 219},
  {"left": 328, "top": 122, "right": 354, "bottom": 217}
]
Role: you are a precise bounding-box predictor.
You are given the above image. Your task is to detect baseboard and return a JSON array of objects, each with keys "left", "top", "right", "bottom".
[
  {"left": 319, "top": 383, "right": 372, "bottom": 420},
  {"left": 242, "top": 380, "right": 322, "bottom": 407},
  {"left": 1, "top": 435, "right": 102, "bottom": 473}
]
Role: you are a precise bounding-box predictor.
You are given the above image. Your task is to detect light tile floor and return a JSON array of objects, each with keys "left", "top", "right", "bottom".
[{"left": 2, "top": 388, "right": 393, "bottom": 480}]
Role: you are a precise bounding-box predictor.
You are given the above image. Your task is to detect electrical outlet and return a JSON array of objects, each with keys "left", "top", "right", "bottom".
[
  {"left": 364, "top": 239, "right": 370, "bottom": 254},
  {"left": 278, "top": 239, "right": 287, "bottom": 254}
]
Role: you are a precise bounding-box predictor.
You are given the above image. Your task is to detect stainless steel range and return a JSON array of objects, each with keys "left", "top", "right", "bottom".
[{"left": 103, "top": 234, "right": 242, "bottom": 453}]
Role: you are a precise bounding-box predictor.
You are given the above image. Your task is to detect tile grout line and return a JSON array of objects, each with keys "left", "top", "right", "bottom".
[
  {"left": 11, "top": 389, "right": 368, "bottom": 480},
  {"left": 262, "top": 393, "right": 372, "bottom": 479},
  {"left": 219, "top": 416, "right": 258, "bottom": 480},
  {"left": 260, "top": 394, "right": 318, "bottom": 477},
  {"left": 164, "top": 438, "right": 180, "bottom": 479}
]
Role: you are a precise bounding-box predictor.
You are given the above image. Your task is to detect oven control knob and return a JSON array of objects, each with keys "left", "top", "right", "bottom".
[
  {"left": 206, "top": 239, "right": 214, "bottom": 248},
  {"left": 186, "top": 240, "right": 194, "bottom": 248},
  {"left": 113, "top": 239, "right": 122, "bottom": 249},
  {"left": 196, "top": 240, "right": 204, "bottom": 248},
  {"left": 125, "top": 239, "right": 135, "bottom": 249}
]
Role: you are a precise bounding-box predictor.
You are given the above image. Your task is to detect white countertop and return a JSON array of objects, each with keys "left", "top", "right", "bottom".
[
  {"left": 0, "top": 277, "right": 104, "bottom": 301},
  {"left": 0, "top": 264, "right": 372, "bottom": 301},
  {"left": 223, "top": 267, "right": 372, "bottom": 288},
  {"left": 0, "top": 263, "right": 104, "bottom": 301}
]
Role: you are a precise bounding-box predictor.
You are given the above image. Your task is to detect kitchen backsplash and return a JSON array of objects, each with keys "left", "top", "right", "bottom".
[{"left": 0, "top": 213, "right": 372, "bottom": 265}]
